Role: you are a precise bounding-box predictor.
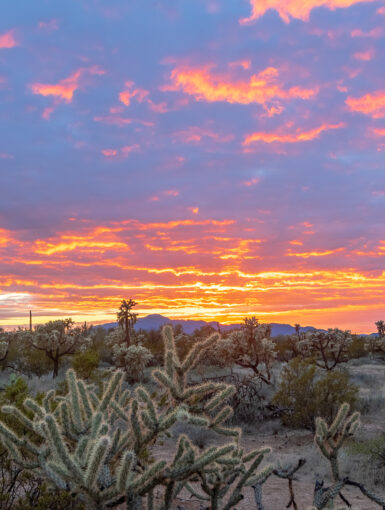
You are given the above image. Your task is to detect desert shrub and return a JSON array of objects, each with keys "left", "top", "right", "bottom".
[
  {"left": 71, "top": 349, "right": 100, "bottom": 380},
  {"left": 13, "top": 482, "right": 85, "bottom": 509},
  {"left": 347, "top": 336, "right": 367, "bottom": 359},
  {"left": 273, "top": 357, "right": 358, "bottom": 430}
]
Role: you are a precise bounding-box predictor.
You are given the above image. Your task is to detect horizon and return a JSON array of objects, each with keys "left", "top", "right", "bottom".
[{"left": 1, "top": 1, "right": 385, "bottom": 334}]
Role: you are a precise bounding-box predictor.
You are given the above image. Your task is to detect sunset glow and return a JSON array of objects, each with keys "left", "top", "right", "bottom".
[{"left": 1, "top": 1, "right": 385, "bottom": 333}]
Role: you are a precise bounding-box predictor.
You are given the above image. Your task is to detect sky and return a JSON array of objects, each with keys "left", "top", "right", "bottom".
[{"left": 1, "top": 0, "right": 385, "bottom": 333}]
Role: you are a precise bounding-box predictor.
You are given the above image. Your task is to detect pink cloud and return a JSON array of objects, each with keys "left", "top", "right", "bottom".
[
  {"left": 243, "top": 122, "right": 344, "bottom": 145},
  {"left": 101, "top": 144, "right": 139, "bottom": 159},
  {"left": 119, "top": 81, "right": 149, "bottom": 106},
  {"left": 351, "top": 27, "right": 382, "bottom": 38},
  {"left": 0, "top": 30, "right": 18, "bottom": 49},
  {"left": 38, "top": 19, "right": 59, "bottom": 31},
  {"left": 353, "top": 48, "right": 375, "bottom": 61}
]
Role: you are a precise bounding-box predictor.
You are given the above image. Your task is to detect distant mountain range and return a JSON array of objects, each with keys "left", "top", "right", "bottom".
[{"left": 99, "top": 314, "right": 321, "bottom": 337}]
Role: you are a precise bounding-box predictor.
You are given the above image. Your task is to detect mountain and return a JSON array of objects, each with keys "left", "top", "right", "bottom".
[{"left": 98, "top": 314, "right": 320, "bottom": 337}]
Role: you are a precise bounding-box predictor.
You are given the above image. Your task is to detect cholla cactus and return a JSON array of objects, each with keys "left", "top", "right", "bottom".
[
  {"left": 0, "top": 325, "right": 272, "bottom": 509},
  {"left": 0, "top": 327, "right": 9, "bottom": 362},
  {"left": 298, "top": 329, "right": 352, "bottom": 371},
  {"left": 213, "top": 317, "right": 276, "bottom": 385},
  {"left": 107, "top": 326, "right": 153, "bottom": 382}
]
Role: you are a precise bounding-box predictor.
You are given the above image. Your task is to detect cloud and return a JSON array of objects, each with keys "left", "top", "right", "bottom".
[
  {"left": 38, "top": 19, "right": 59, "bottom": 31},
  {"left": 240, "top": 0, "right": 376, "bottom": 24},
  {"left": 0, "top": 30, "right": 18, "bottom": 49},
  {"left": 173, "top": 126, "right": 234, "bottom": 144},
  {"left": 30, "top": 66, "right": 105, "bottom": 103},
  {"left": 164, "top": 65, "right": 317, "bottom": 112},
  {"left": 350, "top": 27, "right": 382, "bottom": 38},
  {"left": 119, "top": 81, "right": 149, "bottom": 106},
  {"left": 346, "top": 90, "right": 385, "bottom": 118},
  {"left": 243, "top": 122, "right": 345, "bottom": 145},
  {"left": 101, "top": 144, "right": 139, "bottom": 158},
  {"left": 353, "top": 48, "right": 375, "bottom": 61}
]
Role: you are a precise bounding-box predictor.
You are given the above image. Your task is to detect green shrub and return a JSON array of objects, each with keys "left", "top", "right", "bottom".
[
  {"left": 273, "top": 357, "right": 358, "bottom": 430},
  {"left": 347, "top": 336, "right": 367, "bottom": 359},
  {"left": 71, "top": 348, "right": 99, "bottom": 379}
]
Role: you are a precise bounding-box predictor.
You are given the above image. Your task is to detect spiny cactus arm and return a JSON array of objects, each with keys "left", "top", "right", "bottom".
[
  {"left": 97, "top": 369, "right": 124, "bottom": 413},
  {"left": 42, "top": 389, "right": 55, "bottom": 413},
  {"left": 43, "top": 462, "right": 68, "bottom": 490},
  {"left": 116, "top": 450, "right": 135, "bottom": 492},
  {"left": 74, "top": 436, "right": 89, "bottom": 465},
  {"left": 171, "top": 444, "right": 236, "bottom": 479},
  {"left": 90, "top": 411, "right": 103, "bottom": 439},
  {"left": 77, "top": 379, "right": 94, "bottom": 419},
  {"left": 136, "top": 386, "right": 157, "bottom": 423},
  {"left": 24, "top": 397, "right": 46, "bottom": 419},
  {"left": 211, "top": 425, "right": 241, "bottom": 440},
  {"left": 110, "top": 399, "right": 129, "bottom": 422},
  {"left": 59, "top": 401, "right": 78, "bottom": 441},
  {"left": 128, "top": 460, "right": 167, "bottom": 493},
  {"left": 329, "top": 403, "right": 350, "bottom": 437},
  {"left": 84, "top": 435, "right": 111, "bottom": 488},
  {"left": 211, "top": 405, "right": 233, "bottom": 426},
  {"left": 66, "top": 369, "right": 84, "bottom": 433},
  {"left": 1, "top": 404, "right": 36, "bottom": 430},
  {"left": 204, "top": 385, "right": 236, "bottom": 412},
  {"left": 181, "top": 333, "right": 219, "bottom": 372},
  {"left": 162, "top": 325, "right": 179, "bottom": 379},
  {"left": 44, "top": 414, "right": 84, "bottom": 482},
  {"left": 152, "top": 369, "right": 182, "bottom": 401},
  {"left": 185, "top": 482, "right": 210, "bottom": 501}
]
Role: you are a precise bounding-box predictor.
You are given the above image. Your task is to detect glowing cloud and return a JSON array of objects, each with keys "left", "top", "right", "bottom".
[
  {"left": 30, "top": 66, "right": 105, "bottom": 103},
  {"left": 243, "top": 122, "right": 344, "bottom": 145},
  {"left": 0, "top": 30, "right": 18, "bottom": 49},
  {"left": 119, "top": 81, "right": 149, "bottom": 106},
  {"left": 240, "top": 0, "right": 376, "bottom": 24},
  {"left": 165, "top": 65, "right": 317, "bottom": 110},
  {"left": 353, "top": 48, "right": 374, "bottom": 61},
  {"left": 346, "top": 90, "right": 385, "bottom": 118}
]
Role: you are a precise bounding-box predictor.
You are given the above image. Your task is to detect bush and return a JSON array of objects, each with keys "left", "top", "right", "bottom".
[
  {"left": 273, "top": 357, "right": 358, "bottom": 430},
  {"left": 71, "top": 349, "right": 99, "bottom": 380}
]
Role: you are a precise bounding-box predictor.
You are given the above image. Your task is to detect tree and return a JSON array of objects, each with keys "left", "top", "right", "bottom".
[
  {"left": 117, "top": 299, "right": 138, "bottom": 347},
  {"left": 375, "top": 320, "right": 385, "bottom": 338},
  {"left": 214, "top": 317, "right": 276, "bottom": 384},
  {"left": 27, "top": 319, "right": 92, "bottom": 378},
  {"left": 298, "top": 328, "right": 352, "bottom": 371}
]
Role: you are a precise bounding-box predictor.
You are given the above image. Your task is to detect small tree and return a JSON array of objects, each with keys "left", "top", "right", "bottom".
[
  {"left": 298, "top": 329, "right": 352, "bottom": 371},
  {"left": 117, "top": 299, "right": 138, "bottom": 347},
  {"left": 27, "top": 319, "right": 92, "bottom": 378},
  {"left": 0, "top": 328, "right": 9, "bottom": 362}
]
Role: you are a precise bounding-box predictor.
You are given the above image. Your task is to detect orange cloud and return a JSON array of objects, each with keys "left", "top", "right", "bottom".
[
  {"left": 372, "top": 128, "right": 385, "bottom": 136},
  {"left": 31, "top": 66, "right": 105, "bottom": 103},
  {"left": 0, "top": 30, "right": 18, "bottom": 49},
  {"left": 119, "top": 81, "right": 149, "bottom": 106},
  {"left": 346, "top": 90, "right": 385, "bottom": 118},
  {"left": 165, "top": 65, "right": 317, "bottom": 110},
  {"left": 243, "top": 122, "right": 344, "bottom": 145},
  {"left": 240, "top": 0, "right": 376, "bottom": 24},
  {"left": 353, "top": 48, "right": 375, "bottom": 61},
  {"left": 241, "top": 177, "right": 260, "bottom": 186}
]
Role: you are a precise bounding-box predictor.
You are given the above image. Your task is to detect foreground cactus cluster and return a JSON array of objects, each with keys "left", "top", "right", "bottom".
[{"left": 0, "top": 325, "right": 384, "bottom": 509}]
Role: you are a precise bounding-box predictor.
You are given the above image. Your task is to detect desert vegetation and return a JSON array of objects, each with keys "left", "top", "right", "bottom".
[{"left": 0, "top": 305, "right": 384, "bottom": 509}]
